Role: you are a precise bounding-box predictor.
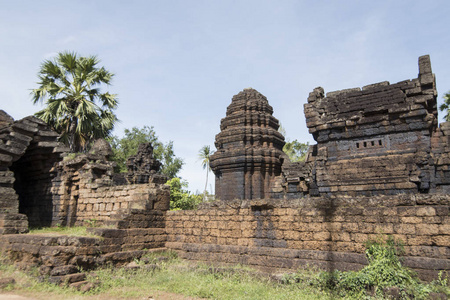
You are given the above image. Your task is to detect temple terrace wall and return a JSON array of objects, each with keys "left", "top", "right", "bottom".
[
  {"left": 165, "top": 194, "right": 449, "bottom": 281},
  {"left": 0, "top": 227, "right": 166, "bottom": 283}
]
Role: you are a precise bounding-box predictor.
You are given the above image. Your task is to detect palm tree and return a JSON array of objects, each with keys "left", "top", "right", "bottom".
[
  {"left": 198, "top": 145, "right": 214, "bottom": 201},
  {"left": 439, "top": 92, "right": 450, "bottom": 122},
  {"left": 32, "top": 51, "right": 118, "bottom": 152}
]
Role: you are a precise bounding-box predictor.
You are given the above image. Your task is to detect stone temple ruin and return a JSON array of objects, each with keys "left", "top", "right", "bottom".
[
  {"left": 0, "top": 55, "right": 448, "bottom": 282},
  {"left": 210, "top": 55, "right": 450, "bottom": 199},
  {"left": 0, "top": 112, "right": 169, "bottom": 233},
  {"left": 210, "top": 88, "right": 286, "bottom": 200}
]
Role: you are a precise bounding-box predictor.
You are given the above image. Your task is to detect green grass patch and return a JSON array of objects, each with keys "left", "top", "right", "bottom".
[
  {"left": 0, "top": 251, "right": 327, "bottom": 300},
  {"left": 27, "top": 226, "right": 98, "bottom": 237},
  {"left": 86, "top": 257, "right": 325, "bottom": 300}
]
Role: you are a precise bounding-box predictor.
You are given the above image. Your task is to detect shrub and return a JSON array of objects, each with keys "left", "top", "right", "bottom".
[
  {"left": 285, "top": 235, "right": 449, "bottom": 299},
  {"left": 166, "top": 178, "right": 202, "bottom": 210}
]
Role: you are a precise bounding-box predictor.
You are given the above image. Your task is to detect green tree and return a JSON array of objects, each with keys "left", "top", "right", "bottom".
[
  {"left": 283, "top": 140, "right": 309, "bottom": 162},
  {"left": 439, "top": 91, "right": 450, "bottom": 122},
  {"left": 109, "top": 126, "right": 184, "bottom": 179},
  {"left": 278, "top": 124, "right": 309, "bottom": 162},
  {"left": 166, "top": 178, "right": 202, "bottom": 210},
  {"left": 198, "top": 145, "right": 214, "bottom": 201},
  {"left": 32, "top": 51, "right": 118, "bottom": 152}
]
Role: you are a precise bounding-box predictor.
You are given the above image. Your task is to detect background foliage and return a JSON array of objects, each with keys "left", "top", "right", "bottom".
[
  {"left": 166, "top": 177, "right": 202, "bottom": 210},
  {"left": 439, "top": 91, "right": 450, "bottom": 122},
  {"left": 108, "top": 126, "right": 183, "bottom": 179},
  {"left": 283, "top": 140, "right": 309, "bottom": 162}
]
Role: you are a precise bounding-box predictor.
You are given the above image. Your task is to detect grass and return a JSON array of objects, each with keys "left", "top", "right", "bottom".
[
  {"left": 27, "top": 226, "right": 101, "bottom": 238},
  {"left": 28, "top": 225, "right": 114, "bottom": 238},
  {"left": 90, "top": 264, "right": 323, "bottom": 300},
  {"left": 0, "top": 251, "right": 327, "bottom": 300},
  {"left": 1, "top": 237, "right": 449, "bottom": 299}
]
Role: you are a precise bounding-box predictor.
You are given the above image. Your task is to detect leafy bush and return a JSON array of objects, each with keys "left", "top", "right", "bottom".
[
  {"left": 359, "top": 236, "right": 416, "bottom": 289},
  {"left": 284, "top": 235, "right": 449, "bottom": 299},
  {"left": 166, "top": 178, "right": 202, "bottom": 210}
]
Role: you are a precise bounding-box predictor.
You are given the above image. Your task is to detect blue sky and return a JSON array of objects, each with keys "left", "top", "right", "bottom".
[{"left": 1, "top": 1, "right": 449, "bottom": 193}]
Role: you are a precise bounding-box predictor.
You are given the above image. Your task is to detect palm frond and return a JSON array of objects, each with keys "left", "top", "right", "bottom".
[{"left": 31, "top": 51, "right": 118, "bottom": 152}]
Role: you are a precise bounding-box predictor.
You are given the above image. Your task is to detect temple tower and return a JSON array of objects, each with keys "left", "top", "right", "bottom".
[{"left": 210, "top": 88, "right": 285, "bottom": 201}]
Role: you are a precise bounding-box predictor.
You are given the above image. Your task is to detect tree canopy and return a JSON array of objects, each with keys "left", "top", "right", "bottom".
[
  {"left": 279, "top": 124, "right": 309, "bottom": 162},
  {"left": 109, "top": 126, "right": 184, "bottom": 179},
  {"left": 439, "top": 91, "right": 450, "bottom": 122},
  {"left": 283, "top": 140, "right": 309, "bottom": 162},
  {"left": 32, "top": 51, "right": 118, "bottom": 152}
]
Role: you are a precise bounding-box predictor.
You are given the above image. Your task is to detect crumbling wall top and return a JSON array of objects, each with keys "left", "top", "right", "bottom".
[{"left": 304, "top": 55, "right": 437, "bottom": 142}]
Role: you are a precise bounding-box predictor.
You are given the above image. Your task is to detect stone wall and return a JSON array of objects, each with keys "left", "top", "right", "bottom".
[
  {"left": 431, "top": 122, "right": 450, "bottom": 193},
  {"left": 49, "top": 154, "right": 169, "bottom": 228},
  {"left": 0, "top": 227, "right": 167, "bottom": 272},
  {"left": 0, "top": 112, "right": 67, "bottom": 233},
  {"left": 0, "top": 110, "right": 171, "bottom": 235},
  {"left": 165, "top": 194, "right": 449, "bottom": 281},
  {"left": 298, "top": 55, "right": 448, "bottom": 197}
]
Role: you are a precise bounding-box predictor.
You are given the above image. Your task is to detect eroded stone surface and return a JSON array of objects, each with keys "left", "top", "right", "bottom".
[
  {"left": 0, "top": 110, "right": 170, "bottom": 234},
  {"left": 166, "top": 194, "right": 450, "bottom": 281},
  {"left": 295, "top": 55, "right": 449, "bottom": 197},
  {"left": 211, "top": 56, "right": 449, "bottom": 199},
  {"left": 210, "top": 88, "right": 286, "bottom": 201},
  {"left": 126, "top": 143, "right": 167, "bottom": 184},
  {"left": 0, "top": 113, "right": 68, "bottom": 232}
]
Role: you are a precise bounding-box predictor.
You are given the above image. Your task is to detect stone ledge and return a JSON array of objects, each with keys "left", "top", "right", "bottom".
[{"left": 168, "top": 242, "right": 449, "bottom": 281}]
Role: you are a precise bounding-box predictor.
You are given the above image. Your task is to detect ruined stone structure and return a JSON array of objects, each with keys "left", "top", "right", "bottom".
[
  {"left": 300, "top": 55, "right": 447, "bottom": 197},
  {"left": 166, "top": 55, "right": 448, "bottom": 280},
  {"left": 211, "top": 56, "right": 450, "bottom": 199},
  {"left": 0, "top": 55, "right": 448, "bottom": 282},
  {"left": 51, "top": 153, "right": 169, "bottom": 228},
  {"left": 210, "top": 88, "right": 286, "bottom": 200},
  {"left": 126, "top": 143, "right": 167, "bottom": 185},
  {"left": 0, "top": 112, "right": 68, "bottom": 233},
  {"left": 0, "top": 115, "right": 171, "bottom": 281},
  {"left": 0, "top": 112, "right": 169, "bottom": 235}
]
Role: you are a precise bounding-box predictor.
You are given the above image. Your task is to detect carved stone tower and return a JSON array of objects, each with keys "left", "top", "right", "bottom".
[{"left": 210, "top": 88, "right": 285, "bottom": 201}]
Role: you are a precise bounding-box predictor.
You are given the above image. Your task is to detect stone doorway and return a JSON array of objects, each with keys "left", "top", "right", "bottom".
[
  {"left": 9, "top": 140, "right": 60, "bottom": 228},
  {"left": 0, "top": 113, "right": 67, "bottom": 233}
]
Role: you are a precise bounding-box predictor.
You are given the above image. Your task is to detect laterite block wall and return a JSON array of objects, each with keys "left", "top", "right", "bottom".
[{"left": 165, "top": 194, "right": 449, "bottom": 281}]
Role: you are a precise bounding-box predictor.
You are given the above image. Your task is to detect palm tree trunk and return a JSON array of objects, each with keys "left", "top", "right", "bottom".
[{"left": 203, "top": 170, "right": 208, "bottom": 202}]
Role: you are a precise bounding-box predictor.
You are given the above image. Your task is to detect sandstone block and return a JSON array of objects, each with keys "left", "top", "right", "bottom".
[
  {"left": 394, "top": 224, "right": 415, "bottom": 235},
  {"left": 401, "top": 216, "right": 423, "bottom": 224},
  {"left": 415, "top": 224, "right": 439, "bottom": 235}
]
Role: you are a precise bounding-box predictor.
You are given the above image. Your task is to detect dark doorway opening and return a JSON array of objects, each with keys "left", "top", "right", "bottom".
[{"left": 10, "top": 141, "right": 59, "bottom": 228}]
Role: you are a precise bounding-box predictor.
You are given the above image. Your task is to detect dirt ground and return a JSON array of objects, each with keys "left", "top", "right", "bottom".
[
  {"left": 0, "top": 291, "right": 200, "bottom": 300},
  {"left": 0, "top": 295, "right": 35, "bottom": 300}
]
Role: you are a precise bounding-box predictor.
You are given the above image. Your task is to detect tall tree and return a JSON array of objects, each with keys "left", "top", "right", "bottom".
[
  {"left": 439, "top": 91, "right": 450, "bottom": 122},
  {"left": 109, "top": 126, "right": 184, "bottom": 179},
  {"left": 198, "top": 145, "right": 214, "bottom": 201},
  {"left": 32, "top": 51, "right": 118, "bottom": 152}
]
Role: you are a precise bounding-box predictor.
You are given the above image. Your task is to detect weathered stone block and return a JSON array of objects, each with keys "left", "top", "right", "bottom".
[{"left": 416, "top": 224, "right": 439, "bottom": 235}]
